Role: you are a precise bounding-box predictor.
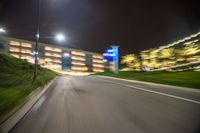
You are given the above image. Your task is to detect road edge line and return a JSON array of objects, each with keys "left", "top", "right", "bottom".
[
  {"left": 0, "top": 77, "right": 58, "bottom": 133},
  {"left": 94, "top": 75, "right": 200, "bottom": 93},
  {"left": 94, "top": 77, "right": 200, "bottom": 105}
]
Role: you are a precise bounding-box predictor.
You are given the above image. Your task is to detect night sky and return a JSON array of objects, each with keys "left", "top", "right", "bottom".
[{"left": 0, "top": 0, "right": 200, "bottom": 55}]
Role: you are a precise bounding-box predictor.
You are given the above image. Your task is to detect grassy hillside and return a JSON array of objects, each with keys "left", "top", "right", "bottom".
[
  {"left": 0, "top": 54, "right": 57, "bottom": 120},
  {"left": 95, "top": 71, "right": 200, "bottom": 89}
]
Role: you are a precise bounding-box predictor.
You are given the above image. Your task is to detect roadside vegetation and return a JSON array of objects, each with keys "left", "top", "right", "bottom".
[
  {"left": 0, "top": 54, "right": 57, "bottom": 120},
  {"left": 95, "top": 71, "right": 200, "bottom": 89},
  {"left": 120, "top": 40, "right": 200, "bottom": 71}
]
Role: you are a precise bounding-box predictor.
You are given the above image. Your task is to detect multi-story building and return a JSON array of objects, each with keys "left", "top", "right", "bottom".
[
  {"left": 140, "top": 32, "right": 200, "bottom": 71},
  {"left": 0, "top": 36, "right": 108, "bottom": 73}
]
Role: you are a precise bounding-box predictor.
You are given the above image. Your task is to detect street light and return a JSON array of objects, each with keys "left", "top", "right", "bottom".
[
  {"left": 55, "top": 33, "right": 66, "bottom": 42},
  {"left": 33, "top": 0, "right": 41, "bottom": 80},
  {"left": 34, "top": 0, "right": 66, "bottom": 80},
  {"left": 0, "top": 28, "right": 6, "bottom": 33},
  {"left": 33, "top": 32, "right": 66, "bottom": 80}
]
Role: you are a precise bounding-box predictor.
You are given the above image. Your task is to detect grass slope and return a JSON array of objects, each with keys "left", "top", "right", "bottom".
[
  {"left": 95, "top": 71, "right": 200, "bottom": 89},
  {"left": 0, "top": 54, "right": 57, "bottom": 119}
]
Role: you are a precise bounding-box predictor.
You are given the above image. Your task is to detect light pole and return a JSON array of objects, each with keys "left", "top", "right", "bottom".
[
  {"left": 33, "top": 0, "right": 41, "bottom": 80},
  {"left": 33, "top": 0, "right": 66, "bottom": 80}
]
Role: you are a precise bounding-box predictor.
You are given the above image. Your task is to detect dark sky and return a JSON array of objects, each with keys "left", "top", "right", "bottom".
[{"left": 0, "top": 0, "right": 200, "bottom": 55}]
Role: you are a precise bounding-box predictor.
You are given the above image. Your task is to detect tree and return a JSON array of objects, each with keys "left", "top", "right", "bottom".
[
  {"left": 159, "top": 48, "right": 175, "bottom": 59},
  {"left": 180, "top": 43, "right": 199, "bottom": 56},
  {"left": 158, "top": 48, "right": 176, "bottom": 67},
  {"left": 177, "top": 43, "right": 200, "bottom": 62},
  {"left": 121, "top": 54, "right": 140, "bottom": 70}
]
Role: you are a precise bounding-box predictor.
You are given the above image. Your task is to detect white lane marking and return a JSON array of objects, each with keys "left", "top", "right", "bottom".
[
  {"left": 95, "top": 75, "right": 200, "bottom": 93},
  {"left": 94, "top": 77, "right": 200, "bottom": 105}
]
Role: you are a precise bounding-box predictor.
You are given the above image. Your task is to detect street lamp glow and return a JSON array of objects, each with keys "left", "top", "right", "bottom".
[
  {"left": 55, "top": 33, "right": 65, "bottom": 42},
  {"left": 0, "top": 28, "right": 6, "bottom": 33},
  {"left": 63, "top": 53, "right": 70, "bottom": 57},
  {"left": 36, "top": 33, "right": 40, "bottom": 39}
]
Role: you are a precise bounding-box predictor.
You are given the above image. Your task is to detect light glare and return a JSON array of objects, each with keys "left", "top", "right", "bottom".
[
  {"left": 55, "top": 33, "right": 65, "bottom": 42},
  {"left": 0, "top": 28, "right": 6, "bottom": 33}
]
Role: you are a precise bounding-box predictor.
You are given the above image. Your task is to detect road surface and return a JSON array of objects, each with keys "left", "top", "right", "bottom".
[{"left": 10, "top": 76, "right": 200, "bottom": 133}]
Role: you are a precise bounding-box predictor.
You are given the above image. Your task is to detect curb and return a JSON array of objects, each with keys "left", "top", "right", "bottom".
[
  {"left": 0, "top": 77, "right": 57, "bottom": 133},
  {"left": 94, "top": 75, "right": 200, "bottom": 93}
]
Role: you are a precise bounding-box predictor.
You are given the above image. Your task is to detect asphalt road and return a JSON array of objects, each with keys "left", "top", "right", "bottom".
[{"left": 10, "top": 76, "right": 200, "bottom": 133}]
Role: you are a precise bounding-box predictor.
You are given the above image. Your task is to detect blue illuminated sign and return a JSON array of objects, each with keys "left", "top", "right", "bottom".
[{"left": 103, "top": 48, "right": 114, "bottom": 61}]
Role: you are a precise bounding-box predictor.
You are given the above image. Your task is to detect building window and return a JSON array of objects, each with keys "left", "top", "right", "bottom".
[
  {"left": 93, "top": 68, "right": 104, "bottom": 72},
  {"left": 44, "top": 63, "right": 61, "bottom": 70},
  {"left": 21, "top": 55, "right": 31, "bottom": 60},
  {"left": 93, "top": 55, "right": 103, "bottom": 59},
  {"left": 52, "top": 59, "right": 61, "bottom": 63},
  {"left": 45, "top": 58, "right": 61, "bottom": 63},
  {"left": 9, "top": 47, "right": 20, "bottom": 52},
  {"left": 93, "top": 64, "right": 104, "bottom": 68},
  {"left": 45, "top": 58, "right": 53, "bottom": 62},
  {"left": 45, "top": 52, "right": 62, "bottom": 58},
  {"left": 21, "top": 49, "right": 31, "bottom": 54},
  {"left": 10, "top": 41, "right": 20, "bottom": 46},
  {"left": 71, "top": 56, "right": 86, "bottom": 61},
  {"left": 21, "top": 42, "right": 32, "bottom": 48},
  {"left": 71, "top": 66, "right": 88, "bottom": 71},
  {"left": 72, "top": 61, "right": 85, "bottom": 66},
  {"left": 45, "top": 46, "right": 62, "bottom": 52},
  {"left": 92, "top": 59, "right": 104, "bottom": 63},
  {"left": 53, "top": 53, "right": 62, "bottom": 58},
  {"left": 71, "top": 51, "right": 85, "bottom": 56}
]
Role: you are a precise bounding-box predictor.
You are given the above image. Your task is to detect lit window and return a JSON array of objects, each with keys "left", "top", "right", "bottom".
[
  {"left": 72, "top": 66, "right": 82, "bottom": 71},
  {"left": 71, "top": 66, "right": 88, "bottom": 71},
  {"left": 44, "top": 64, "right": 61, "bottom": 70},
  {"left": 52, "top": 59, "right": 61, "bottom": 63},
  {"left": 93, "top": 59, "right": 104, "bottom": 63},
  {"left": 53, "top": 53, "right": 62, "bottom": 58},
  {"left": 21, "top": 42, "right": 32, "bottom": 48},
  {"left": 10, "top": 41, "right": 20, "bottom": 46},
  {"left": 45, "top": 47, "right": 53, "bottom": 51},
  {"left": 71, "top": 56, "right": 86, "bottom": 61},
  {"left": 9, "top": 47, "right": 20, "bottom": 52},
  {"left": 72, "top": 61, "right": 85, "bottom": 66},
  {"left": 93, "top": 55, "right": 103, "bottom": 59},
  {"left": 21, "top": 55, "right": 31, "bottom": 60},
  {"left": 21, "top": 49, "right": 31, "bottom": 54},
  {"left": 45, "top": 46, "right": 62, "bottom": 52},
  {"left": 45, "top": 52, "right": 52, "bottom": 56},
  {"left": 93, "top": 64, "right": 104, "bottom": 68},
  {"left": 93, "top": 68, "right": 104, "bottom": 72},
  {"left": 45, "top": 58, "right": 53, "bottom": 62},
  {"left": 45, "top": 58, "right": 61, "bottom": 63},
  {"left": 45, "top": 52, "right": 61, "bottom": 58},
  {"left": 71, "top": 51, "right": 85, "bottom": 56}
]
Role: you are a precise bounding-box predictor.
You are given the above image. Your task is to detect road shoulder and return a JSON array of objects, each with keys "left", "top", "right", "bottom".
[{"left": 0, "top": 77, "right": 57, "bottom": 133}]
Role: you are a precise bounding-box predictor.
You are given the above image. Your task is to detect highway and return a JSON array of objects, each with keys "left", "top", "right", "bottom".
[{"left": 10, "top": 76, "right": 200, "bottom": 133}]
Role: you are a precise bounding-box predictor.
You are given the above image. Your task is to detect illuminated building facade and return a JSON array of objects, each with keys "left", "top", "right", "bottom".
[
  {"left": 140, "top": 32, "right": 200, "bottom": 71},
  {"left": 0, "top": 36, "right": 107, "bottom": 73}
]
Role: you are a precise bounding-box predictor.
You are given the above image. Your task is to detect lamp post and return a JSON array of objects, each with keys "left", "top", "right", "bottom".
[
  {"left": 33, "top": 0, "right": 66, "bottom": 80},
  {"left": 33, "top": 32, "right": 66, "bottom": 79},
  {"left": 33, "top": 0, "right": 41, "bottom": 80}
]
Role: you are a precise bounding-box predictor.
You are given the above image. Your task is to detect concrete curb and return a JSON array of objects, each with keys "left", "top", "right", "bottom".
[
  {"left": 0, "top": 77, "right": 57, "bottom": 133},
  {"left": 94, "top": 75, "right": 200, "bottom": 93}
]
